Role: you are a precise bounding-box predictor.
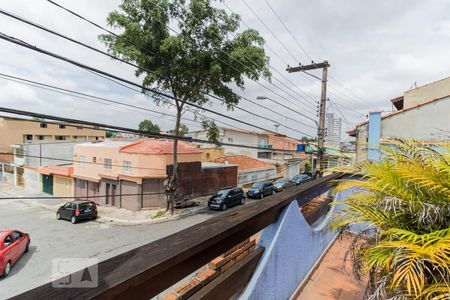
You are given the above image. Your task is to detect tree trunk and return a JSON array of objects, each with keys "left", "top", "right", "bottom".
[{"left": 166, "top": 109, "right": 182, "bottom": 215}]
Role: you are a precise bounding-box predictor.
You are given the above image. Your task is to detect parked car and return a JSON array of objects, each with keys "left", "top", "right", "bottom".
[
  {"left": 0, "top": 230, "right": 30, "bottom": 278},
  {"left": 273, "top": 178, "right": 293, "bottom": 192},
  {"left": 247, "top": 182, "right": 275, "bottom": 199},
  {"left": 57, "top": 200, "right": 98, "bottom": 224},
  {"left": 208, "top": 187, "right": 245, "bottom": 211},
  {"left": 292, "top": 174, "right": 312, "bottom": 185}
]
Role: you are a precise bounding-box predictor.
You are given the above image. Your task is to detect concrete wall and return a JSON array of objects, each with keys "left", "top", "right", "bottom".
[
  {"left": 53, "top": 175, "right": 74, "bottom": 198},
  {"left": 238, "top": 167, "right": 277, "bottom": 186},
  {"left": 404, "top": 77, "right": 450, "bottom": 109},
  {"left": 0, "top": 117, "right": 105, "bottom": 153},
  {"left": 21, "top": 142, "right": 78, "bottom": 168},
  {"left": 240, "top": 189, "right": 353, "bottom": 300},
  {"left": 167, "top": 162, "right": 238, "bottom": 199},
  {"left": 380, "top": 97, "right": 450, "bottom": 140}
]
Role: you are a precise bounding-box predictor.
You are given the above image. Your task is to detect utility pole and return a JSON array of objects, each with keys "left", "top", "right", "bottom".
[{"left": 286, "top": 61, "right": 330, "bottom": 177}]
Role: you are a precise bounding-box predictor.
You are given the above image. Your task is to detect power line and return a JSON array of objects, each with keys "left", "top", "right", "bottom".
[
  {"left": 263, "top": 0, "right": 313, "bottom": 61},
  {"left": 0, "top": 106, "right": 307, "bottom": 153},
  {"left": 241, "top": 0, "right": 299, "bottom": 62},
  {"left": 0, "top": 192, "right": 164, "bottom": 201},
  {"left": 44, "top": 0, "right": 319, "bottom": 121},
  {"left": 0, "top": 32, "right": 317, "bottom": 139},
  {"left": 0, "top": 8, "right": 317, "bottom": 133}
]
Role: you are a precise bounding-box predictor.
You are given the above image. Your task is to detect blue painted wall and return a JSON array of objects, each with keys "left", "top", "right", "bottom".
[
  {"left": 367, "top": 111, "right": 382, "bottom": 161},
  {"left": 240, "top": 189, "right": 355, "bottom": 300}
]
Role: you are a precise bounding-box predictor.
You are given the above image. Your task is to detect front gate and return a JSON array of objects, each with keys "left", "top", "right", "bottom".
[{"left": 42, "top": 174, "right": 53, "bottom": 195}]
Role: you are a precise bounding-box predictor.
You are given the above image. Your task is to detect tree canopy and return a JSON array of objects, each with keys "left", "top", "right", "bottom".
[
  {"left": 138, "top": 119, "right": 161, "bottom": 134},
  {"left": 168, "top": 123, "right": 189, "bottom": 137}
]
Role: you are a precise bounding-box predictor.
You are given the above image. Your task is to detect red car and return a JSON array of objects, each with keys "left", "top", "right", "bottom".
[{"left": 0, "top": 230, "right": 30, "bottom": 278}]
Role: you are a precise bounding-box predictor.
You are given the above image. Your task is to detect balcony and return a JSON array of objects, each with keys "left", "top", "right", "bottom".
[{"left": 257, "top": 144, "right": 272, "bottom": 149}]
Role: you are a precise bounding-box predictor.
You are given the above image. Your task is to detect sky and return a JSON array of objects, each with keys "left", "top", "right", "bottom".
[{"left": 0, "top": 0, "right": 449, "bottom": 142}]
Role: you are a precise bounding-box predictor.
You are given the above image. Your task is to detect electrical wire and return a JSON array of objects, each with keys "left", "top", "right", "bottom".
[{"left": 44, "top": 0, "right": 319, "bottom": 121}]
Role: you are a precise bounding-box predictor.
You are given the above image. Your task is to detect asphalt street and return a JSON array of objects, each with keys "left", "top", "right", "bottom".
[{"left": 0, "top": 184, "right": 231, "bottom": 299}]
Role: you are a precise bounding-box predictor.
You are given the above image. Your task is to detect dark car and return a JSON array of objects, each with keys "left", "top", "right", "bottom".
[
  {"left": 273, "top": 178, "right": 293, "bottom": 192},
  {"left": 208, "top": 187, "right": 245, "bottom": 211},
  {"left": 57, "top": 200, "right": 98, "bottom": 224},
  {"left": 292, "top": 174, "right": 312, "bottom": 185},
  {"left": 247, "top": 182, "right": 274, "bottom": 199}
]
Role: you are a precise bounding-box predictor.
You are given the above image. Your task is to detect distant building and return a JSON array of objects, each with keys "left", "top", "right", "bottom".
[
  {"left": 325, "top": 113, "right": 342, "bottom": 146},
  {"left": 0, "top": 116, "right": 105, "bottom": 153},
  {"left": 213, "top": 155, "right": 277, "bottom": 187},
  {"left": 190, "top": 127, "right": 272, "bottom": 159},
  {"left": 348, "top": 76, "right": 450, "bottom": 162}
]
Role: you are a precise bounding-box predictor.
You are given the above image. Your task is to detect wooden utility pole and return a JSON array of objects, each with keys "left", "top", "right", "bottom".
[{"left": 286, "top": 61, "right": 330, "bottom": 177}]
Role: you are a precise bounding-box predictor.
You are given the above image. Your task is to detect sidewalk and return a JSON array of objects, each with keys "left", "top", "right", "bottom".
[
  {"left": 0, "top": 182, "right": 210, "bottom": 225},
  {"left": 293, "top": 235, "right": 368, "bottom": 300}
]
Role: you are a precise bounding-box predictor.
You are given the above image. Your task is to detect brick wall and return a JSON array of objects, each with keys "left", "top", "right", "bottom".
[
  {"left": 161, "top": 236, "right": 260, "bottom": 300},
  {"left": 167, "top": 162, "right": 238, "bottom": 199}
]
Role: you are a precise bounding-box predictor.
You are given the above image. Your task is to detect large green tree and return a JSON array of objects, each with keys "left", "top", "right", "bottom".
[
  {"left": 101, "top": 0, "right": 270, "bottom": 213},
  {"left": 138, "top": 119, "right": 161, "bottom": 134}
]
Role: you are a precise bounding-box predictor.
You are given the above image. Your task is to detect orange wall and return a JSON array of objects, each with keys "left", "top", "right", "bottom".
[{"left": 72, "top": 144, "right": 202, "bottom": 182}]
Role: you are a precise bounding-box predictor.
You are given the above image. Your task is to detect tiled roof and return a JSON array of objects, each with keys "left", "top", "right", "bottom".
[
  {"left": 0, "top": 153, "right": 13, "bottom": 162},
  {"left": 39, "top": 165, "right": 73, "bottom": 177},
  {"left": 213, "top": 155, "right": 274, "bottom": 171},
  {"left": 120, "top": 140, "right": 202, "bottom": 155}
]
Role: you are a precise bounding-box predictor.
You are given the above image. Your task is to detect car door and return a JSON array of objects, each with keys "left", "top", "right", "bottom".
[
  {"left": 3, "top": 235, "right": 17, "bottom": 264},
  {"left": 11, "top": 231, "right": 25, "bottom": 255}
]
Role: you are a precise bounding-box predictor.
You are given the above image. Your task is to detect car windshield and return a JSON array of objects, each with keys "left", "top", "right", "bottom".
[
  {"left": 251, "top": 183, "right": 264, "bottom": 188},
  {"left": 214, "top": 189, "right": 229, "bottom": 198},
  {"left": 275, "top": 179, "right": 286, "bottom": 184}
]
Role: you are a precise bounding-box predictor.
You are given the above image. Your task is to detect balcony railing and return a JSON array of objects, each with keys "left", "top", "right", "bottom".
[
  {"left": 257, "top": 144, "right": 272, "bottom": 149},
  {"left": 14, "top": 173, "right": 343, "bottom": 300}
]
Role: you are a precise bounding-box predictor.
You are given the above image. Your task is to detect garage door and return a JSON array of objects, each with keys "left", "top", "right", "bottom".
[
  {"left": 42, "top": 175, "right": 53, "bottom": 195},
  {"left": 287, "top": 163, "right": 299, "bottom": 179},
  {"left": 25, "top": 169, "right": 40, "bottom": 192}
]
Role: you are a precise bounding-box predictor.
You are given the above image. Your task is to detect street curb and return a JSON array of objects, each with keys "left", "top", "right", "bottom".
[
  {"left": 96, "top": 206, "right": 208, "bottom": 225},
  {"left": 15, "top": 195, "right": 209, "bottom": 226}
]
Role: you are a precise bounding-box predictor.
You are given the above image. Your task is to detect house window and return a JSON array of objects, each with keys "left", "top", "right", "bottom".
[
  {"left": 104, "top": 158, "right": 112, "bottom": 170},
  {"left": 55, "top": 136, "right": 65, "bottom": 140},
  {"left": 24, "top": 134, "right": 33, "bottom": 142},
  {"left": 93, "top": 157, "right": 97, "bottom": 163},
  {"left": 79, "top": 155, "right": 85, "bottom": 167},
  {"left": 227, "top": 138, "right": 233, "bottom": 143},
  {"left": 37, "top": 135, "right": 44, "bottom": 140},
  {"left": 40, "top": 123, "right": 47, "bottom": 128},
  {"left": 59, "top": 124, "right": 66, "bottom": 129},
  {"left": 123, "top": 160, "right": 132, "bottom": 174}
]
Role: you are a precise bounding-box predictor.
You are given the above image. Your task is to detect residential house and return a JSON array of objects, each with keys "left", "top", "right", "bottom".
[
  {"left": 213, "top": 155, "right": 277, "bottom": 187},
  {"left": 37, "top": 164, "right": 74, "bottom": 197},
  {"left": 189, "top": 127, "right": 272, "bottom": 159},
  {"left": 72, "top": 139, "right": 237, "bottom": 211},
  {"left": 0, "top": 116, "right": 105, "bottom": 153},
  {"left": 348, "top": 76, "right": 450, "bottom": 162}
]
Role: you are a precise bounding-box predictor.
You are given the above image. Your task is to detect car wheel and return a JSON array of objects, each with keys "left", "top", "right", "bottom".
[
  {"left": 56, "top": 212, "right": 61, "bottom": 220},
  {"left": 92, "top": 215, "right": 97, "bottom": 220},
  {"left": 221, "top": 204, "right": 227, "bottom": 211},
  {"left": 240, "top": 197, "right": 245, "bottom": 205},
  {"left": 25, "top": 241, "right": 30, "bottom": 253},
  {"left": 1, "top": 261, "right": 11, "bottom": 278},
  {"left": 71, "top": 216, "right": 77, "bottom": 224}
]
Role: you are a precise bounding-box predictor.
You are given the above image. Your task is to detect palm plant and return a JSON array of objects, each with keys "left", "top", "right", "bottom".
[{"left": 331, "top": 140, "right": 450, "bottom": 299}]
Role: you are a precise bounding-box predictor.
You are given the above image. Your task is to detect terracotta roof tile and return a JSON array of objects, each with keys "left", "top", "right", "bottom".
[
  {"left": 120, "top": 139, "right": 201, "bottom": 155},
  {"left": 213, "top": 155, "right": 274, "bottom": 171},
  {"left": 0, "top": 154, "right": 13, "bottom": 162}
]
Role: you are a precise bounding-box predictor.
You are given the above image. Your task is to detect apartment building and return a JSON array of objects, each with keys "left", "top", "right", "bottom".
[
  {"left": 325, "top": 113, "right": 342, "bottom": 146},
  {"left": 0, "top": 116, "right": 105, "bottom": 153}
]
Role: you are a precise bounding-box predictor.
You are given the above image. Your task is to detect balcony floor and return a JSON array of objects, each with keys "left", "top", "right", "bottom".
[{"left": 294, "top": 235, "right": 368, "bottom": 300}]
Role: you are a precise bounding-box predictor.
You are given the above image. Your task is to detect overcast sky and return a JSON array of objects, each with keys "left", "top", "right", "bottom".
[{"left": 0, "top": 0, "right": 449, "bottom": 141}]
